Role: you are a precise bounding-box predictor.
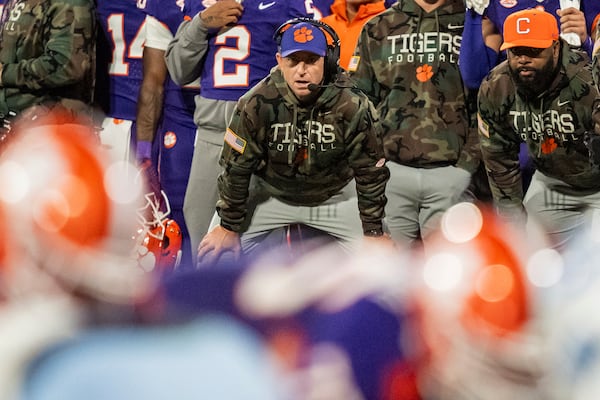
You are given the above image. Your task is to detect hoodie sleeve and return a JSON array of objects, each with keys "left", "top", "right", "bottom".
[
  {"left": 477, "top": 74, "right": 525, "bottom": 221},
  {"left": 1, "top": 0, "right": 94, "bottom": 90},
  {"left": 215, "top": 98, "right": 263, "bottom": 233},
  {"left": 348, "top": 96, "right": 390, "bottom": 233},
  {"left": 456, "top": 86, "right": 482, "bottom": 174},
  {"left": 165, "top": 12, "right": 209, "bottom": 86},
  {"left": 459, "top": 9, "right": 500, "bottom": 90}
]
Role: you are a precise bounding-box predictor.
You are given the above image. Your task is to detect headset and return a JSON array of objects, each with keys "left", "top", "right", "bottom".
[{"left": 273, "top": 17, "right": 342, "bottom": 84}]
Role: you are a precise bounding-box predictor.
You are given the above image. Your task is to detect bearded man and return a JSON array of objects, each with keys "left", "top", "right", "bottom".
[{"left": 478, "top": 8, "right": 600, "bottom": 251}]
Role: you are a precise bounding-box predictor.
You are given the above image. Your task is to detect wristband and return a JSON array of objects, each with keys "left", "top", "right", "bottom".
[
  {"left": 220, "top": 221, "right": 235, "bottom": 232},
  {"left": 581, "top": 36, "right": 593, "bottom": 57},
  {"left": 364, "top": 229, "right": 384, "bottom": 237},
  {"left": 136, "top": 140, "right": 152, "bottom": 161}
]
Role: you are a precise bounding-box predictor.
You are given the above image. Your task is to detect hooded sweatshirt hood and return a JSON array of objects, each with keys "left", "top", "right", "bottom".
[{"left": 322, "top": 0, "right": 387, "bottom": 69}]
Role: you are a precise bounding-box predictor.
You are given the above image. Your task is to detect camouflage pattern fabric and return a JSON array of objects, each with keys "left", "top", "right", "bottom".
[
  {"left": 351, "top": 0, "right": 480, "bottom": 174},
  {"left": 593, "top": 27, "right": 600, "bottom": 92},
  {"left": 478, "top": 42, "right": 600, "bottom": 216},
  {"left": 216, "top": 70, "right": 390, "bottom": 234},
  {"left": 0, "top": 0, "right": 96, "bottom": 116}
]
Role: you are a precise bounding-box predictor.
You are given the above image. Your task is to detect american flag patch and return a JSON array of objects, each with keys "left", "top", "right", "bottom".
[
  {"left": 477, "top": 113, "right": 489, "bottom": 138},
  {"left": 347, "top": 56, "right": 360, "bottom": 72},
  {"left": 225, "top": 128, "right": 246, "bottom": 154}
]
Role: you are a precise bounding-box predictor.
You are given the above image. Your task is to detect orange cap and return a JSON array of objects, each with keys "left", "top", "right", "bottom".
[{"left": 500, "top": 9, "right": 559, "bottom": 51}]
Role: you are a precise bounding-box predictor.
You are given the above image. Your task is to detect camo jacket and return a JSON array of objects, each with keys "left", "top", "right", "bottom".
[
  {"left": 351, "top": 0, "right": 480, "bottom": 173},
  {"left": 216, "top": 69, "right": 390, "bottom": 234},
  {"left": 478, "top": 42, "right": 600, "bottom": 216},
  {"left": 0, "top": 0, "right": 96, "bottom": 116}
]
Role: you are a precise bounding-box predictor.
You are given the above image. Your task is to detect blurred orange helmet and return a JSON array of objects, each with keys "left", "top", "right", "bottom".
[
  {"left": 0, "top": 112, "right": 148, "bottom": 302},
  {"left": 416, "top": 203, "right": 556, "bottom": 400},
  {"left": 420, "top": 202, "right": 536, "bottom": 340}
]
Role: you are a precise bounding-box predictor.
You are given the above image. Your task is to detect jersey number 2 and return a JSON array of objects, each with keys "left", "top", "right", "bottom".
[{"left": 213, "top": 26, "right": 250, "bottom": 87}]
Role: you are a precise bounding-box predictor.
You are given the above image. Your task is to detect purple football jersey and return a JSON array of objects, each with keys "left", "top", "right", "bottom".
[
  {"left": 184, "top": 0, "right": 314, "bottom": 101},
  {"left": 96, "top": 0, "right": 147, "bottom": 120},
  {"left": 145, "top": 0, "right": 187, "bottom": 39},
  {"left": 310, "top": 0, "right": 333, "bottom": 19},
  {"left": 145, "top": 0, "right": 198, "bottom": 128}
]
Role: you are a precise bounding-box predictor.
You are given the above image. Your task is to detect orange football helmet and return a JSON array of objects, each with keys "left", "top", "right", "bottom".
[
  {"left": 135, "top": 191, "right": 182, "bottom": 272},
  {"left": 0, "top": 113, "right": 149, "bottom": 302}
]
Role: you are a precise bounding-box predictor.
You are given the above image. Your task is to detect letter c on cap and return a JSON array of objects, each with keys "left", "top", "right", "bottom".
[{"left": 516, "top": 17, "right": 531, "bottom": 34}]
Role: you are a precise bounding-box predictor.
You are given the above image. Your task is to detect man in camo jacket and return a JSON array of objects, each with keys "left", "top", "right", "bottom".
[
  {"left": 196, "top": 21, "right": 390, "bottom": 265},
  {"left": 351, "top": 0, "right": 481, "bottom": 249},
  {"left": 478, "top": 9, "right": 600, "bottom": 250},
  {"left": 0, "top": 0, "right": 95, "bottom": 119}
]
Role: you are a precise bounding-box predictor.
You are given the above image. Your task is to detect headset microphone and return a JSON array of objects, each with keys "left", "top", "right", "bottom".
[
  {"left": 308, "top": 81, "right": 356, "bottom": 92},
  {"left": 307, "top": 83, "right": 329, "bottom": 92}
]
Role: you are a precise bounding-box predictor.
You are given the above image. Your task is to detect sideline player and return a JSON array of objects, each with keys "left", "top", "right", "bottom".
[
  {"left": 136, "top": 0, "right": 200, "bottom": 267},
  {"left": 95, "top": 0, "right": 147, "bottom": 162}
]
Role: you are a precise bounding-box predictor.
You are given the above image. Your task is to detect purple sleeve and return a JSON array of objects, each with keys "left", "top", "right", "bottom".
[{"left": 459, "top": 9, "right": 499, "bottom": 90}]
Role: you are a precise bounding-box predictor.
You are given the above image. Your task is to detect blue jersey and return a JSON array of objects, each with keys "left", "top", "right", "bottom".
[
  {"left": 310, "top": 0, "right": 333, "bottom": 19},
  {"left": 184, "top": 0, "right": 314, "bottom": 101},
  {"left": 96, "top": 0, "right": 147, "bottom": 120},
  {"left": 145, "top": 0, "right": 198, "bottom": 129},
  {"left": 145, "top": 0, "right": 185, "bottom": 28}
]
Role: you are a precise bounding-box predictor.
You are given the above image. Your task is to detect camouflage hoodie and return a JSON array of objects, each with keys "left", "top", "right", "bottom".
[
  {"left": 478, "top": 42, "right": 600, "bottom": 215},
  {"left": 0, "top": 0, "right": 95, "bottom": 116},
  {"left": 351, "top": 0, "right": 479, "bottom": 173},
  {"left": 216, "top": 69, "right": 390, "bottom": 234}
]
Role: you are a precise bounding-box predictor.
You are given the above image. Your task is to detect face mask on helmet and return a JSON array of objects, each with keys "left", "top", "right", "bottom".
[{"left": 135, "top": 191, "right": 182, "bottom": 272}]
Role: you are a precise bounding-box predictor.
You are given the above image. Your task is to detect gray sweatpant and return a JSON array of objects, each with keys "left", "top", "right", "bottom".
[
  {"left": 183, "top": 97, "right": 236, "bottom": 263},
  {"left": 384, "top": 161, "right": 472, "bottom": 248},
  {"left": 524, "top": 171, "right": 600, "bottom": 251},
  {"left": 208, "top": 179, "right": 363, "bottom": 255}
]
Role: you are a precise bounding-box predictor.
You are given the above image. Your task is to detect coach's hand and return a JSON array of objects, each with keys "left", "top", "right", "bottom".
[
  {"left": 200, "top": 0, "right": 243, "bottom": 29},
  {"left": 197, "top": 225, "right": 242, "bottom": 268},
  {"left": 363, "top": 233, "right": 395, "bottom": 249}
]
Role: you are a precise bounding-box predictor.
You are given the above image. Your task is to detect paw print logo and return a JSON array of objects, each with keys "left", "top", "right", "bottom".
[
  {"left": 416, "top": 64, "right": 433, "bottom": 82},
  {"left": 163, "top": 131, "right": 177, "bottom": 149},
  {"left": 294, "top": 26, "right": 314, "bottom": 43},
  {"left": 294, "top": 147, "right": 308, "bottom": 164},
  {"left": 541, "top": 137, "right": 558, "bottom": 154}
]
